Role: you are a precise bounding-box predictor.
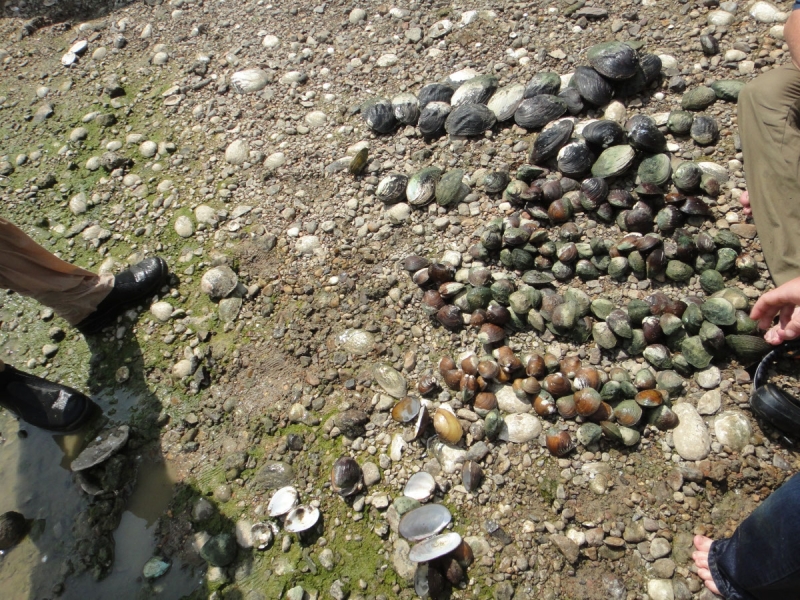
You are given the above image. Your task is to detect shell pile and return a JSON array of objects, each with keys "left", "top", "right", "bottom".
[
  {"left": 394, "top": 349, "right": 682, "bottom": 458},
  {"left": 258, "top": 485, "right": 320, "bottom": 547},
  {"left": 407, "top": 253, "right": 769, "bottom": 375}
]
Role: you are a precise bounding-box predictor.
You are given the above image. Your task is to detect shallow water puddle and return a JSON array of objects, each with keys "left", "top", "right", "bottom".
[{"left": 0, "top": 413, "right": 200, "bottom": 599}]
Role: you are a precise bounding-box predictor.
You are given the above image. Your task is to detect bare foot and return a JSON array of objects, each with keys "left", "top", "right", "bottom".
[
  {"left": 740, "top": 190, "right": 752, "bottom": 216},
  {"left": 693, "top": 535, "right": 723, "bottom": 596}
]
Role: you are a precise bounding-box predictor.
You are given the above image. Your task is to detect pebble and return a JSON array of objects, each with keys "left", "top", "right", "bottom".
[
  {"left": 225, "top": 139, "right": 249, "bottom": 165},
  {"left": 696, "top": 390, "right": 721, "bottom": 415},
  {"left": 139, "top": 140, "right": 158, "bottom": 158},
  {"left": 647, "top": 579, "right": 675, "bottom": 600},
  {"left": 174, "top": 215, "right": 194, "bottom": 238},
  {"left": 650, "top": 537, "right": 672, "bottom": 559},
  {"left": 498, "top": 413, "right": 542, "bottom": 443},
  {"left": 714, "top": 411, "right": 752, "bottom": 451},
  {"left": 672, "top": 404, "right": 711, "bottom": 461},
  {"left": 695, "top": 366, "right": 721, "bottom": 389},
  {"left": 749, "top": 1, "right": 786, "bottom": 23},
  {"left": 349, "top": 8, "right": 366, "bottom": 23},
  {"left": 707, "top": 10, "right": 735, "bottom": 26},
  {"left": 201, "top": 266, "right": 239, "bottom": 298},
  {"left": 150, "top": 301, "right": 173, "bottom": 322}
]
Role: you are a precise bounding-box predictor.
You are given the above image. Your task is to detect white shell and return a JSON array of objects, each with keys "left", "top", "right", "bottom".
[
  {"left": 231, "top": 69, "right": 271, "bottom": 94},
  {"left": 398, "top": 504, "right": 452, "bottom": 541},
  {"left": 284, "top": 505, "right": 320, "bottom": 533},
  {"left": 408, "top": 532, "right": 462, "bottom": 562},
  {"left": 267, "top": 486, "right": 299, "bottom": 517},
  {"left": 404, "top": 472, "right": 436, "bottom": 502},
  {"left": 250, "top": 522, "right": 277, "bottom": 550}
]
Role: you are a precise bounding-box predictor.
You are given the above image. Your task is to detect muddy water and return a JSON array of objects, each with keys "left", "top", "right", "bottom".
[{"left": 0, "top": 412, "right": 200, "bottom": 599}]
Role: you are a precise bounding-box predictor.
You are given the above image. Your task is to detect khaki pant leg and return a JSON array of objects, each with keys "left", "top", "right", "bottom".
[
  {"left": 0, "top": 218, "right": 113, "bottom": 325},
  {"left": 739, "top": 64, "right": 800, "bottom": 286}
]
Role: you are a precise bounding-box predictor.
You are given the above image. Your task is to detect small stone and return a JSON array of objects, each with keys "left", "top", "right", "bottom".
[
  {"left": 714, "top": 411, "right": 751, "bottom": 451},
  {"left": 174, "top": 215, "right": 194, "bottom": 238},
  {"left": 192, "top": 498, "right": 215, "bottom": 521},
  {"left": 150, "top": 301, "right": 173, "bottom": 322},
  {"left": 499, "top": 413, "right": 542, "bottom": 443},
  {"left": 551, "top": 534, "right": 580, "bottom": 564},
  {"left": 647, "top": 579, "right": 675, "bottom": 600},
  {"left": 650, "top": 537, "right": 672, "bottom": 559},
  {"left": 750, "top": 1, "right": 786, "bottom": 23},
  {"left": 696, "top": 390, "right": 721, "bottom": 415},
  {"left": 201, "top": 266, "right": 239, "bottom": 299},
  {"left": 142, "top": 556, "right": 171, "bottom": 580},
  {"left": 225, "top": 139, "right": 249, "bottom": 165},
  {"left": 319, "top": 548, "right": 335, "bottom": 570},
  {"left": 296, "top": 236, "right": 321, "bottom": 255},
  {"left": 139, "top": 140, "right": 158, "bottom": 158},
  {"left": 695, "top": 366, "right": 721, "bottom": 389},
  {"left": 362, "top": 462, "right": 381, "bottom": 486},
  {"left": 173, "top": 359, "right": 194, "bottom": 378},
  {"left": 391, "top": 539, "right": 416, "bottom": 581},
  {"left": 200, "top": 533, "right": 237, "bottom": 567},
  {"left": 672, "top": 404, "right": 711, "bottom": 461},
  {"left": 349, "top": 8, "right": 366, "bottom": 23}
]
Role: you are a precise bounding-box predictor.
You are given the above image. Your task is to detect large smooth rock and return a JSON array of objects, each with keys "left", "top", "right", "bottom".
[
  {"left": 498, "top": 413, "right": 542, "bottom": 443},
  {"left": 672, "top": 404, "right": 711, "bottom": 461},
  {"left": 714, "top": 411, "right": 751, "bottom": 451}
]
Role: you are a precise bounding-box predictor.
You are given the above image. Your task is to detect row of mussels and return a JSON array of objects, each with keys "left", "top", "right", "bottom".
[
  {"left": 462, "top": 209, "right": 755, "bottom": 288},
  {"left": 402, "top": 255, "right": 771, "bottom": 374},
  {"left": 360, "top": 41, "right": 737, "bottom": 142},
  {"left": 390, "top": 345, "right": 684, "bottom": 459},
  {"left": 376, "top": 133, "right": 721, "bottom": 216}
]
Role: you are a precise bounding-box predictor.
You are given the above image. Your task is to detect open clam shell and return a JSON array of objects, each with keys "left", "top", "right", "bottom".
[
  {"left": 404, "top": 471, "right": 437, "bottom": 502},
  {"left": 399, "top": 504, "right": 452, "bottom": 541},
  {"left": 284, "top": 505, "right": 320, "bottom": 533},
  {"left": 267, "top": 486, "right": 299, "bottom": 517},
  {"left": 71, "top": 425, "right": 130, "bottom": 472},
  {"left": 409, "top": 532, "right": 463, "bottom": 563}
]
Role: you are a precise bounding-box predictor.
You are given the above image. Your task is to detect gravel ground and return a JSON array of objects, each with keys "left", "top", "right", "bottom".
[{"left": 0, "top": 0, "right": 798, "bottom": 599}]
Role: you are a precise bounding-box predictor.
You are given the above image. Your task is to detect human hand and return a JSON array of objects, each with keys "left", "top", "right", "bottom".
[{"left": 751, "top": 277, "right": 800, "bottom": 344}]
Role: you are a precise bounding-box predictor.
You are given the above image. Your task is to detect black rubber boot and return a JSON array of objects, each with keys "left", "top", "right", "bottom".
[
  {"left": 76, "top": 256, "right": 168, "bottom": 335},
  {"left": 0, "top": 365, "right": 96, "bottom": 432}
]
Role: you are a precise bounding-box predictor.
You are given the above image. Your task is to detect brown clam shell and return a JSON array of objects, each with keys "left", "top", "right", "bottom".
[
  {"left": 526, "top": 354, "right": 547, "bottom": 378},
  {"left": 477, "top": 359, "right": 500, "bottom": 380},
  {"left": 473, "top": 392, "right": 498, "bottom": 415},
  {"left": 556, "top": 395, "right": 578, "bottom": 419},
  {"left": 442, "top": 369, "right": 464, "bottom": 391},
  {"left": 574, "top": 388, "right": 602, "bottom": 417},
  {"left": 533, "top": 393, "right": 557, "bottom": 416},
  {"left": 546, "top": 429, "right": 575, "bottom": 457},
  {"left": 433, "top": 408, "right": 463, "bottom": 444},
  {"left": 635, "top": 388, "right": 665, "bottom": 407},
  {"left": 438, "top": 356, "right": 456, "bottom": 375},
  {"left": 587, "top": 401, "right": 614, "bottom": 422},
  {"left": 543, "top": 373, "right": 572, "bottom": 398},
  {"left": 559, "top": 356, "right": 582, "bottom": 378},
  {"left": 573, "top": 366, "right": 601, "bottom": 391}
]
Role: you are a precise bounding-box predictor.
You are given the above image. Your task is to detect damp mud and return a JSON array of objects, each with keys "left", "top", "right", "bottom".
[{"left": 0, "top": 411, "right": 199, "bottom": 599}]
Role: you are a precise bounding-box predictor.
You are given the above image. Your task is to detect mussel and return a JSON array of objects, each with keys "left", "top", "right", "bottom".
[{"left": 331, "top": 457, "right": 362, "bottom": 496}]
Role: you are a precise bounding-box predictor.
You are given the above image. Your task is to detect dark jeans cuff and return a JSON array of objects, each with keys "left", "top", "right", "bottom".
[{"left": 708, "top": 539, "right": 757, "bottom": 600}]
